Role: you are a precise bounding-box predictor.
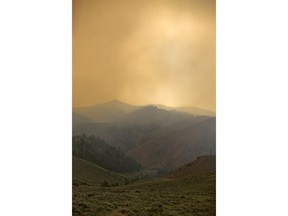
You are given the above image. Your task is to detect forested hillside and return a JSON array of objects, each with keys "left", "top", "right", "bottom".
[{"left": 72, "top": 135, "right": 141, "bottom": 173}]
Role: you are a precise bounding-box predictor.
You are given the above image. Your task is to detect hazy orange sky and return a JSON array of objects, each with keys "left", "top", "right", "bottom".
[{"left": 73, "top": 0, "right": 215, "bottom": 111}]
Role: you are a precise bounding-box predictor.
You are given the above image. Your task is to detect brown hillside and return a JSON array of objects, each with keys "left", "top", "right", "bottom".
[
  {"left": 166, "top": 155, "right": 216, "bottom": 179},
  {"left": 126, "top": 117, "right": 216, "bottom": 170}
]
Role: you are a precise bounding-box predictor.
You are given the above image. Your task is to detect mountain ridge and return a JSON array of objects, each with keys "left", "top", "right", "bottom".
[
  {"left": 73, "top": 100, "right": 215, "bottom": 123},
  {"left": 126, "top": 117, "right": 216, "bottom": 170},
  {"left": 73, "top": 100, "right": 137, "bottom": 122}
]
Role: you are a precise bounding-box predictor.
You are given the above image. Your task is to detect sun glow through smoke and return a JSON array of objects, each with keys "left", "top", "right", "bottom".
[{"left": 73, "top": 0, "right": 215, "bottom": 110}]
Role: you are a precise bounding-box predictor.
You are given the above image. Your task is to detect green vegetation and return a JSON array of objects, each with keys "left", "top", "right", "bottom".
[
  {"left": 73, "top": 157, "right": 127, "bottom": 186},
  {"left": 73, "top": 135, "right": 141, "bottom": 173},
  {"left": 72, "top": 102, "right": 216, "bottom": 215},
  {"left": 73, "top": 173, "right": 215, "bottom": 216}
]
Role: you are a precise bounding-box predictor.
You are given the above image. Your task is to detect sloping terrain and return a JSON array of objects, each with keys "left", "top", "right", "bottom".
[
  {"left": 73, "top": 114, "right": 215, "bottom": 172},
  {"left": 72, "top": 100, "right": 216, "bottom": 175},
  {"left": 73, "top": 135, "right": 141, "bottom": 173},
  {"left": 73, "top": 100, "right": 137, "bottom": 122},
  {"left": 73, "top": 157, "right": 126, "bottom": 186},
  {"left": 72, "top": 100, "right": 216, "bottom": 216},
  {"left": 72, "top": 108, "right": 212, "bottom": 151},
  {"left": 73, "top": 112, "right": 93, "bottom": 125},
  {"left": 73, "top": 173, "right": 216, "bottom": 216},
  {"left": 175, "top": 106, "right": 215, "bottom": 117},
  {"left": 126, "top": 117, "right": 216, "bottom": 170},
  {"left": 118, "top": 105, "right": 192, "bottom": 126},
  {"left": 166, "top": 155, "right": 216, "bottom": 179},
  {"left": 73, "top": 122, "right": 160, "bottom": 151},
  {"left": 73, "top": 100, "right": 215, "bottom": 123}
]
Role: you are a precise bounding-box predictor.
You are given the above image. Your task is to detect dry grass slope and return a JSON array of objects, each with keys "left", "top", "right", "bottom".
[
  {"left": 73, "top": 173, "right": 216, "bottom": 216},
  {"left": 73, "top": 157, "right": 127, "bottom": 186},
  {"left": 166, "top": 155, "right": 216, "bottom": 179}
]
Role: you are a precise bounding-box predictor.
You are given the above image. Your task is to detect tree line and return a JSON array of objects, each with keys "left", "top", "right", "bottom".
[{"left": 73, "top": 134, "right": 141, "bottom": 173}]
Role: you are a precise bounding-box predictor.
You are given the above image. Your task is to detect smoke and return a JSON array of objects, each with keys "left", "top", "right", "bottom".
[{"left": 73, "top": 0, "right": 215, "bottom": 111}]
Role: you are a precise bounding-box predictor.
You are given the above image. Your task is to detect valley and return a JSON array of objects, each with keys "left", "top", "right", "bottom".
[{"left": 72, "top": 100, "right": 216, "bottom": 215}]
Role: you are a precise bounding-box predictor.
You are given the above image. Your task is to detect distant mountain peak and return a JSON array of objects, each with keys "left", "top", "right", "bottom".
[
  {"left": 96, "top": 99, "right": 131, "bottom": 106},
  {"left": 131, "top": 105, "right": 168, "bottom": 114},
  {"left": 141, "top": 105, "right": 159, "bottom": 109},
  {"left": 77, "top": 100, "right": 136, "bottom": 110},
  {"left": 109, "top": 99, "right": 123, "bottom": 103},
  {"left": 73, "top": 100, "right": 137, "bottom": 122}
]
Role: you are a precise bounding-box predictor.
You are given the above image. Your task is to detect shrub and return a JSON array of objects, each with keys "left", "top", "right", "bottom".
[
  {"left": 101, "top": 180, "right": 109, "bottom": 187},
  {"left": 111, "top": 182, "right": 119, "bottom": 187},
  {"left": 73, "top": 181, "right": 79, "bottom": 186}
]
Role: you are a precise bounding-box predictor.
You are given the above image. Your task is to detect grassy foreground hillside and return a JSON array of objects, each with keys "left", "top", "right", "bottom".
[
  {"left": 73, "top": 173, "right": 215, "bottom": 216},
  {"left": 73, "top": 157, "right": 127, "bottom": 186}
]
